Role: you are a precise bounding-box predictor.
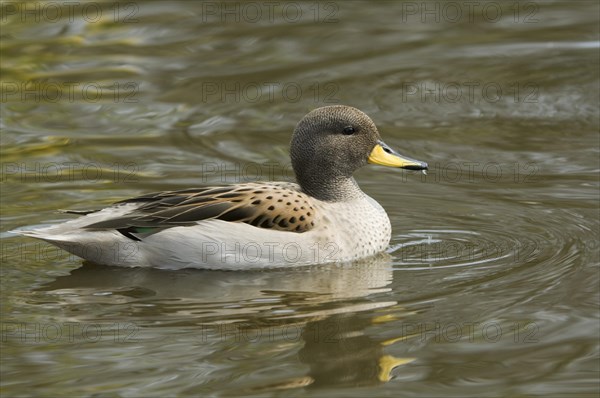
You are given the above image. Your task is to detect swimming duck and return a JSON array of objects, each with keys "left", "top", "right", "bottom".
[{"left": 16, "top": 106, "right": 427, "bottom": 270}]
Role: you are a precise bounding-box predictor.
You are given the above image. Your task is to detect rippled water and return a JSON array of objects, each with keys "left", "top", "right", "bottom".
[{"left": 1, "top": 1, "right": 599, "bottom": 396}]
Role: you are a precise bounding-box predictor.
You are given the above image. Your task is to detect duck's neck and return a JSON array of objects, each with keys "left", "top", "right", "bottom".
[{"left": 296, "top": 173, "right": 365, "bottom": 202}]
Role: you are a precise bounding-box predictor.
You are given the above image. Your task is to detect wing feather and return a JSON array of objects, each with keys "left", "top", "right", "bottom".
[{"left": 84, "top": 182, "right": 317, "bottom": 234}]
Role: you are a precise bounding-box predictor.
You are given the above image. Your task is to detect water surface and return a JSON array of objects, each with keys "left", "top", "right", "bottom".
[{"left": 1, "top": 1, "right": 599, "bottom": 396}]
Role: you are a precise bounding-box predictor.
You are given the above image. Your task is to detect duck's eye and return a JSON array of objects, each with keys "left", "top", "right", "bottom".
[{"left": 342, "top": 126, "right": 355, "bottom": 135}]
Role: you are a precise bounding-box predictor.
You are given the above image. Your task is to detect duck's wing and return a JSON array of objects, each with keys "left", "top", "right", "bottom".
[{"left": 84, "top": 182, "right": 317, "bottom": 236}]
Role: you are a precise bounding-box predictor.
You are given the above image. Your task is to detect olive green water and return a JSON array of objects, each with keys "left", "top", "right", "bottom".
[{"left": 1, "top": 1, "right": 599, "bottom": 396}]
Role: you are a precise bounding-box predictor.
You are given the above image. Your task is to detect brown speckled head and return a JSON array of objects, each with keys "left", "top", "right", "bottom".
[{"left": 290, "top": 106, "right": 382, "bottom": 201}]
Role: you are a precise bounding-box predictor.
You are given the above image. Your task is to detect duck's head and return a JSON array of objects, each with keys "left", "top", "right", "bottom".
[{"left": 290, "top": 105, "right": 428, "bottom": 201}]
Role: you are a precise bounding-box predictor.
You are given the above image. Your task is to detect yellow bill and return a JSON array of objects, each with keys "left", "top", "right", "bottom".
[{"left": 368, "top": 140, "right": 428, "bottom": 170}]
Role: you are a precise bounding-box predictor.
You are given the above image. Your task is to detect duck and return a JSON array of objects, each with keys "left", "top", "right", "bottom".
[{"left": 15, "top": 106, "right": 428, "bottom": 270}]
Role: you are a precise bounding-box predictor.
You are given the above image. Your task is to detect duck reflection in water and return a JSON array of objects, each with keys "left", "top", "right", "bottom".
[{"left": 37, "top": 254, "right": 415, "bottom": 391}]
